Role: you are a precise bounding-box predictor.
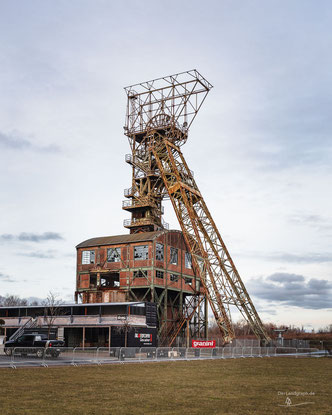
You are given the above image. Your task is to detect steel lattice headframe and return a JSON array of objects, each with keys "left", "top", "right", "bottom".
[{"left": 124, "top": 69, "right": 270, "bottom": 344}]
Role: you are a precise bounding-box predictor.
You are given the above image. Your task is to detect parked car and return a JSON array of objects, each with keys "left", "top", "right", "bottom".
[{"left": 4, "top": 334, "right": 64, "bottom": 358}]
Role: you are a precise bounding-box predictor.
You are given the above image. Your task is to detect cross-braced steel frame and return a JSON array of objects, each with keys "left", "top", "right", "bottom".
[{"left": 123, "top": 70, "right": 270, "bottom": 344}]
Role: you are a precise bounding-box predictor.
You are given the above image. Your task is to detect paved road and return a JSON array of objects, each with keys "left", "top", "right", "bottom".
[{"left": 0, "top": 349, "right": 326, "bottom": 368}]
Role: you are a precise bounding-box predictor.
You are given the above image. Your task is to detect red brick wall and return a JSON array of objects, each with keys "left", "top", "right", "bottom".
[{"left": 76, "top": 230, "right": 203, "bottom": 302}]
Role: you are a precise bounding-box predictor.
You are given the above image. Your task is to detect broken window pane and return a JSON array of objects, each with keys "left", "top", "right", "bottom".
[
  {"left": 134, "top": 245, "right": 149, "bottom": 260},
  {"left": 82, "top": 250, "right": 95, "bottom": 264},
  {"left": 170, "top": 274, "right": 179, "bottom": 282},
  {"left": 100, "top": 273, "right": 119, "bottom": 287},
  {"left": 170, "top": 247, "right": 178, "bottom": 265},
  {"left": 156, "top": 243, "right": 164, "bottom": 261},
  {"left": 133, "top": 270, "right": 146, "bottom": 278},
  {"left": 107, "top": 247, "right": 121, "bottom": 262},
  {"left": 184, "top": 277, "right": 192, "bottom": 285},
  {"left": 185, "top": 252, "right": 192, "bottom": 269},
  {"left": 197, "top": 257, "right": 205, "bottom": 273}
]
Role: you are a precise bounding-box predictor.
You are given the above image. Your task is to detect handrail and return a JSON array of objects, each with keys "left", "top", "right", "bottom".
[{"left": 9, "top": 317, "right": 37, "bottom": 341}]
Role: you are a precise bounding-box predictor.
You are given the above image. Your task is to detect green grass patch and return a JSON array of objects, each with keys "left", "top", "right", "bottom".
[{"left": 0, "top": 357, "right": 331, "bottom": 415}]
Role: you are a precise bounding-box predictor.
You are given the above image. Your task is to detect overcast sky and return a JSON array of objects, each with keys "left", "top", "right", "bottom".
[{"left": 0, "top": 0, "right": 331, "bottom": 330}]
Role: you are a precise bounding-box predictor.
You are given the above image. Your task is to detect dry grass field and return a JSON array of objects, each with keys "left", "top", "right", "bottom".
[{"left": 0, "top": 357, "right": 331, "bottom": 415}]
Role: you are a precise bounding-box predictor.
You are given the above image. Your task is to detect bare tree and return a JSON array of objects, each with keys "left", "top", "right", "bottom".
[
  {"left": 116, "top": 319, "right": 132, "bottom": 347},
  {"left": 0, "top": 294, "right": 41, "bottom": 306},
  {"left": 0, "top": 318, "right": 5, "bottom": 336},
  {"left": 0, "top": 295, "right": 28, "bottom": 307},
  {"left": 30, "top": 300, "right": 40, "bottom": 306},
  {"left": 42, "top": 292, "right": 63, "bottom": 338}
]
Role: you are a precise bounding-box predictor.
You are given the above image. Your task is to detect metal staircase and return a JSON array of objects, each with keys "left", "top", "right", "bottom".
[{"left": 9, "top": 317, "right": 38, "bottom": 341}]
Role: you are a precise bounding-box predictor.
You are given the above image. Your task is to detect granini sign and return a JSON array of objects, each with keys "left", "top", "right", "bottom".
[{"left": 191, "top": 340, "right": 216, "bottom": 348}]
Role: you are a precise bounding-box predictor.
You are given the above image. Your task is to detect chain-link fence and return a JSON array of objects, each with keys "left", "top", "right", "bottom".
[
  {"left": 180, "top": 338, "right": 311, "bottom": 348},
  {"left": 0, "top": 345, "right": 321, "bottom": 368}
]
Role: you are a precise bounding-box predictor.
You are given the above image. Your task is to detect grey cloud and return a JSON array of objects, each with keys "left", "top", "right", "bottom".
[
  {"left": 247, "top": 273, "right": 332, "bottom": 309},
  {"left": 0, "top": 131, "right": 60, "bottom": 153},
  {"left": 289, "top": 214, "right": 325, "bottom": 225},
  {"left": 238, "top": 250, "right": 332, "bottom": 264},
  {"left": 21, "top": 250, "right": 56, "bottom": 259},
  {"left": 18, "top": 232, "right": 63, "bottom": 242},
  {"left": 255, "top": 306, "right": 277, "bottom": 316},
  {"left": 268, "top": 252, "right": 332, "bottom": 264},
  {"left": 288, "top": 214, "right": 332, "bottom": 233},
  {"left": 0, "top": 232, "right": 64, "bottom": 243},
  {"left": 268, "top": 273, "right": 304, "bottom": 283},
  {"left": 0, "top": 272, "right": 16, "bottom": 283},
  {"left": 0, "top": 132, "right": 31, "bottom": 149}
]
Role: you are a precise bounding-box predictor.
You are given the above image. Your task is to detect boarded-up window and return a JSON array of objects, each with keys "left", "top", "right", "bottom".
[
  {"left": 134, "top": 245, "right": 149, "bottom": 260},
  {"left": 185, "top": 252, "right": 192, "bottom": 269},
  {"left": 170, "top": 247, "right": 178, "bottom": 265},
  {"left": 156, "top": 243, "right": 164, "bottom": 261},
  {"left": 80, "top": 274, "right": 90, "bottom": 288},
  {"left": 107, "top": 247, "right": 121, "bottom": 262},
  {"left": 82, "top": 250, "right": 95, "bottom": 264}
]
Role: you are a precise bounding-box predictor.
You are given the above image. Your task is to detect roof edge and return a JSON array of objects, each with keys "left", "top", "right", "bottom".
[{"left": 76, "top": 229, "right": 182, "bottom": 249}]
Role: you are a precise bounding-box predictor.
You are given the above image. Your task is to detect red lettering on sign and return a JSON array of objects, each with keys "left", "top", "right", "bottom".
[{"left": 191, "top": 340, "right": 216, "bottom": 348}]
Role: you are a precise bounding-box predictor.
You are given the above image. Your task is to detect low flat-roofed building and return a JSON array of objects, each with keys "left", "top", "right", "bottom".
[{"left": 0, "top": 302, "right": 157, "bottom": 347}]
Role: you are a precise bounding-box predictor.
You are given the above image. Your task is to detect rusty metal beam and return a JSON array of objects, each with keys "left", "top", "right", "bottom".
[{"left": 123, "top": 70, "right": 270, "bottom": 344}]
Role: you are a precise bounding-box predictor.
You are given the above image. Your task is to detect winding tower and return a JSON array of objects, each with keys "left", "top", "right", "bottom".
[{"left": 122, "top": 70, "right": 270, "bottom": 344}]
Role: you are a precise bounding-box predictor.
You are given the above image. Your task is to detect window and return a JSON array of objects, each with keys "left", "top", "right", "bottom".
[
  {"left": 156, "top": 243, "right": 164, "bottom": 261},
  {"left": 134, "top": 245, "right": 149, "bottom": 260},
  {"left": 170, "top": 274, "right": 179, "bottom": 282},
  {"left": 18, "top": 335, "right": 30, "bottom": 343},
  {"left": 90, "top": 274, "right": 97, "bottom": 287},
  {"left": 101, "top": 273, "right": 119, "bottom": 287},
  {"left": 197, "top": 257, "right": 204, "bottom": 272},
  {"left": 185, "top": 277, "right": 192, "bottom": 285},
  {"left": 185, "top": 252, "right": 192, "bottom": 269},
  {"left": 170, "top": 247, "right": 178, "bottom": 265},
  {"left": 107, "top": 247, "right": 121, "bottom": 262},
  {"left": 82, "top": 250, "right": 95, "bottom": 264},
  {"left": 133, "top": 270, "right": 147, "bottom": 278},
  {"left": 156, "top": 270, "right": 164, "bottom": 280}
]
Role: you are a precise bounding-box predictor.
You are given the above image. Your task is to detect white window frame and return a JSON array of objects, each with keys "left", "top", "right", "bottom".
[{"left": 82, "top": 250, "right": 95, "bottom": 264}]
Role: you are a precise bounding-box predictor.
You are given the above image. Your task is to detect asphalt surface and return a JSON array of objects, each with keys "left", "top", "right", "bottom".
[{"left": 0, "top": 349, "right": 325, "bottom": 368}]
